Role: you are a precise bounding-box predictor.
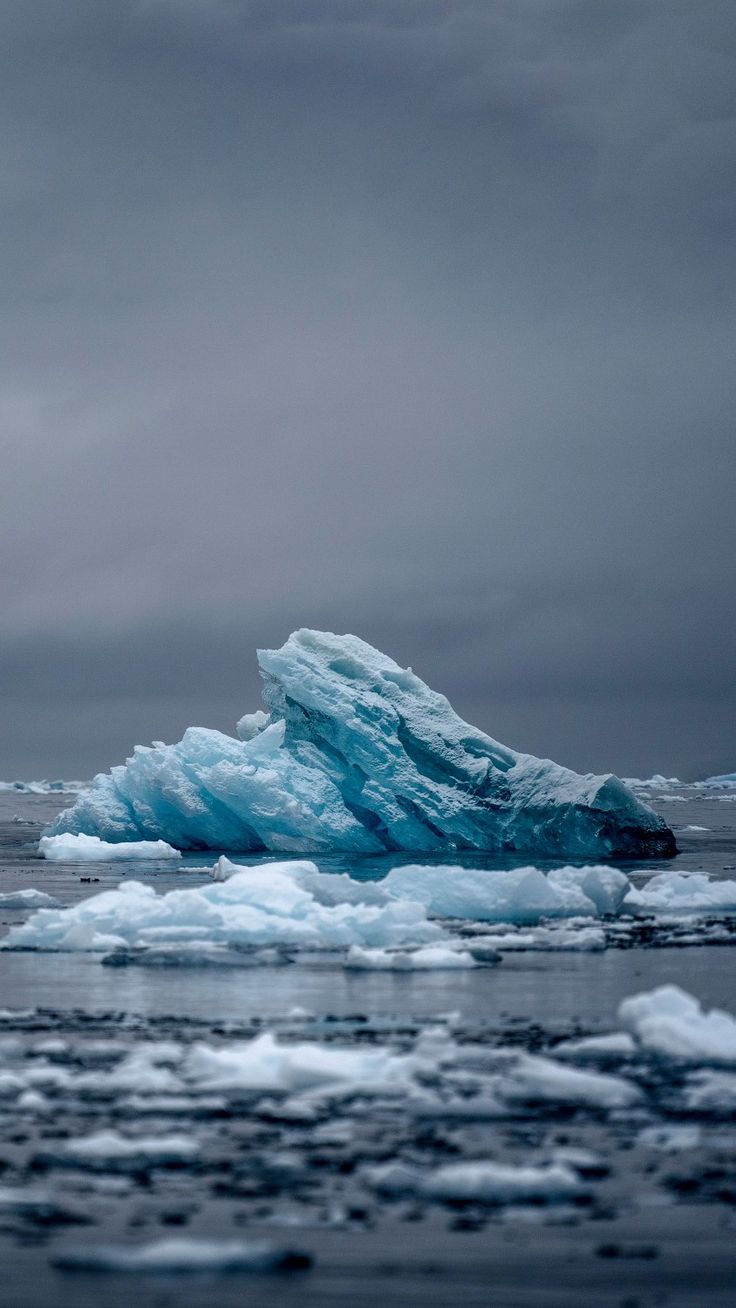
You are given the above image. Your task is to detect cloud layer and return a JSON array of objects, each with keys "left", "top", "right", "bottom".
[{"left": 2, "top": 1, "right": 734, "bottom": 777}]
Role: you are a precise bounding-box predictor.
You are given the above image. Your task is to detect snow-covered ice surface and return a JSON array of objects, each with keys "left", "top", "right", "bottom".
[
  {"left": 47, "top": 629, "right": 675, "bottom": 859},
  {"left": 39, "top": 833, "right": 181, "bottom": 862},
  {"left": 0, "top": 782, "right": 735, "bottom": 1308}
]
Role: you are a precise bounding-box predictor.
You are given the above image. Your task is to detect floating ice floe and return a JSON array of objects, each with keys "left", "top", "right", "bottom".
[
  {"left": 52, "top": 1236, "right": 311, "bottom": 1273},
  {"left": 0, "top": 1186, "right": 87, "bottom": 1223},
  {"left": 365, "top": 1159, "right": 585, "bottom": 1205},
  {"left": 7, "top": 859, "right": 736, "bottom": 956},
  {"left": 46, "top": 629, "right": 674, "bottom": 858},
  {"left": 182, "top": 1031, "right": 422, "bottom": 1095},
  {"left": 0, "top": 889, "right": 60, "bottom": 909},
  {"left": 697, "top": 772, "right": 736, "bottom": 788},
  {"left": 466, "top": 924, "right": 606, "bottom": 952},
  {"left": 494, "top": 1053, "right": 642, "bottom": 1109},
  {"left": 553, "top": 1033, "right": 637, "bottom": 1064},
  {"left": 637, "top": 1124, "right": 702, "bottom": 1152},
  {"left": 45, "top": 1130, "right": 200, "bottom": 1169},
  {"left": 381, "top": 863, "right": 630, "bottom": 921},
  {"left": 622, "top": 775, "right": 682, "bottom": 788},
  {"left": 625, "top": 873, "right": 736, "bottom": 915},
  {"left": 0, "top": 779, "right": 86, "bottom": 794},
  {"left": 39, "top": 833, "right": 181, "bottom": 862},
  {"left": 619, "top": 985, "right": 736, "bottom": 1064},
  {"left": 684, "top": 1071, "right": 736, "bottom": 1114},
  {"left": 2, "top": 862, "right": 441, "bottom": 952},
  {"left": 344, "top": 943, "right": 478, "bottom": 970}
]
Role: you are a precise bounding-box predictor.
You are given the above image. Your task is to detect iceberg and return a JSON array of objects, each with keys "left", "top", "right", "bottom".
[
  {"left": 47, "top": 630, "right": 679, "bottom": 858},
  {"left": 46, "top": 629, "right": 674, "bottom": 858}
]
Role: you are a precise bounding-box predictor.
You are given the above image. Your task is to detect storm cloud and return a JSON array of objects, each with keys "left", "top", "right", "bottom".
[{"left": 1, "top": 0, "right": 734, "bottom": 778}]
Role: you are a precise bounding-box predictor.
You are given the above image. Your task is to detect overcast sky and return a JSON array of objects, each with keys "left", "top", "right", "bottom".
[{"left": 2, "top": 0, "right": 734, "bottom": 780}]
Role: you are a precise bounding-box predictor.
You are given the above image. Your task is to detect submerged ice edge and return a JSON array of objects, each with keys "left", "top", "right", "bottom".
[
  {"left": 5, "top": 859, "right": 736, "bottom": 955},
  {"left": 45, "top": 628, "right": 675, "bottom": 859}
]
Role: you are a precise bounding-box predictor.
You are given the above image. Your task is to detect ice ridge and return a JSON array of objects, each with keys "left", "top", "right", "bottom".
[{"left": 47, "top": 629, "right": 674, "bottom": 858}]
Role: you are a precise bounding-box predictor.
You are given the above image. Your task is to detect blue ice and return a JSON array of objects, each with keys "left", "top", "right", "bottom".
[{"left": 47, "top": 629, "right": 675, "bottom": 858}]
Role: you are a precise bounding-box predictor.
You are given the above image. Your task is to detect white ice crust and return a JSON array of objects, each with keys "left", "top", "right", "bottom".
[
  {"left": 39, "top": 834, "right": 181, "bottom": 862},
  {"left": 46, "top": 629, "right": 672, "bottom": 858}
]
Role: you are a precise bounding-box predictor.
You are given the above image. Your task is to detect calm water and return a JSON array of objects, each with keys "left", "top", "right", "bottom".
[{"left": 0, "top": 784, "right": 735, "bottom": 1306}]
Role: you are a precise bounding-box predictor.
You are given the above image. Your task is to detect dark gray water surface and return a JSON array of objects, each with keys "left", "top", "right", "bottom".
[{"left": 0, "top": 785, "right": 735, "bottom": 1306}]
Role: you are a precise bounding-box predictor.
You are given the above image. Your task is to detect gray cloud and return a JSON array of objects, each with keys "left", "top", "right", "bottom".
[{"left": 1, "top": 0, "right": 734, "bottom": 779}]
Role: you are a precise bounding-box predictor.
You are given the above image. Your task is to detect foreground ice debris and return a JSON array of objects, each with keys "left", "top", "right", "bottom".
[
  {"left": 619, "top": 986, "right": 736, "bottom": 1064},
  {"left": 46, "top": 629, "right": 674, "bottom": 858},
  {"left": 183, "top": 1032, "right": 422, "bottom": 1094},
  {"left": 52, "top": 1130, "right": 200, "bottom": 1168},
  {"left": 52, "top": 1237, "right": 311, "bottom": 1273},
  {"left": 0, "top": 889, "right": 60, "bottom": 909},
  {"left": 344, "top": 944, "right": 477, "bottom": 970},
  {"left": 365, "top": 1159, "right": 585, "bottom": 1204},
  {"left": 39, "top": 833, "right": 181, "bottom": 862}
]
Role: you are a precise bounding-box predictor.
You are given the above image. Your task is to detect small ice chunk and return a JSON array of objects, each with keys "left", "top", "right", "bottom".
[
  {"left": 366, "top": 1160, "right": 584, "bottom": 1205},
  {"left": 52, "top": 1236, "right": 310, "bottom": 1273},
  {"left": 363, "top": 1162, "right": 427, "bottom": 1196},
  {"left": 236, "top": 710, "right": 271, "bottom": 741},
  {"left": 626, "top": 872, "right": 736, "bottom": 915},
  {"left": 700, "top": 773, "right": 736, "bottom": 788},
  {"left": 183, "top": 1031, "right": 418, "bottom": 1095},
  {"left": 52, "top": 1130, "right": 199, "bottom": 1168},
  {"left": 344, "top": 944, "right": 477, "bottom": 970},
  {"left": 622, "top": 775, "right": 681, "bottom": 788},
  {"left": 685, "top": 1071, "right": 736, "bottom": 1114},
  {"left": 619, "top": 985, "right": 736, "bottom": 1064},
  {"left": 637, "top": 1124, "right": 702, "bottom": 1151},
  {"left": 382, "top": 864, "right": 629, "bottom": 924},
  {"left": 0, "top": 1186, "right": 86, "bottom": 1222},
  {"left": 422, "top": 1160, "right": 584, "bottom": 1204},
  {"left": 553, "top": 1033, "right": 636, "bottom": 1063},
  {"left": 496, "top": 1054, "right": 642, "bottom": 1109},
  {"left": 0, "top": 889, "right": 61, "bottom": 909},
  {"left": 39, "top": 834, "right": 181, "bottom": 862},
  {"left": 470, "top": 924, "right": 605, "bottom": 952}
]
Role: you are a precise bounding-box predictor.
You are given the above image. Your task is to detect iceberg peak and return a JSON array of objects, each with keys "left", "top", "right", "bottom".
[{"left": 47, "top": 628, "right": 675, "bottom": 858}]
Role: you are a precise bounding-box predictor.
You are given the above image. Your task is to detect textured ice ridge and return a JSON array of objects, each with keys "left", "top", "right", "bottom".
[{"left": 47, "top": 629, "right": 674, "bottom": 858}]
